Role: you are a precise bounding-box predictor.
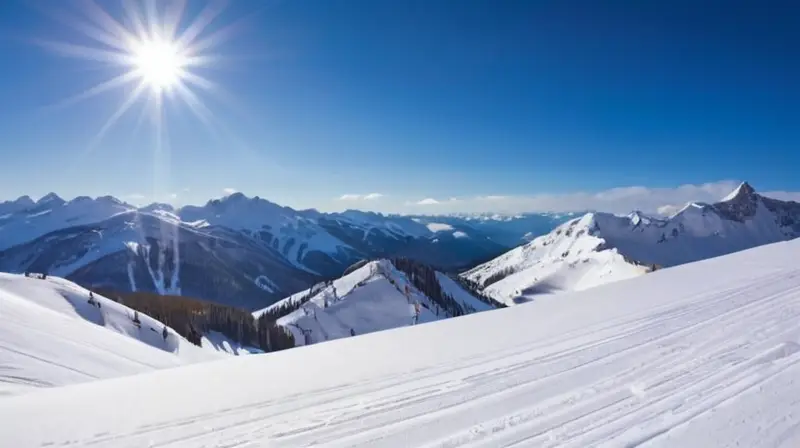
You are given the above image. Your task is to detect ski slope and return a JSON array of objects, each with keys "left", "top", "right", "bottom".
[
  {"left": 3, "top": 239, "right": 800, "bottom": 447},
  {"left": 0, "top": 273, "right": 224, "bottom": 396}
]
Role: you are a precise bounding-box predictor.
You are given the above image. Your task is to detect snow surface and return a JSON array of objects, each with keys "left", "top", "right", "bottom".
[
  {"left": 3, "top": 239, "right": 800, "bottom": 446},
  {"left": 256, "top": 260, "right": 494, "bottom": 346},
  {"left": 466, "top": 183, "right": 800, "bottom": 305},
  {"left": 0, "top": 273, "right": 225, "bottom": 396}
]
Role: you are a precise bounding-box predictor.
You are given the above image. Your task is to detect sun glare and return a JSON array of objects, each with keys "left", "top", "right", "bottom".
[
  {"left": 37, "top": 0, "right": 243, "bottom": 148},
  {"left": 130, "top": 36, "right": 186, "bottom": 91}
]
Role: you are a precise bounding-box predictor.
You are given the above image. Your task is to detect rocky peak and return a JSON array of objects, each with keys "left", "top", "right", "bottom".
[{"left": 714, "top": 182, "right": 759, "bottom": 222}]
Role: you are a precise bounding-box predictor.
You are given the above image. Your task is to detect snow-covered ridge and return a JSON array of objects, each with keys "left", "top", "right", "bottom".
[
  {"left": 466, "top": 182, "right": 800, "bottom": 305},
  {"left": 0, "top": 193, "right": 513, "bottom": 278},
  {"left": 0, "top": 273, "right": 225, "bottom": 396},
  {"left": 255, "top": 259, "right": 498, "bottom": 346},
  {"left": 4, "top": 238, "right": 800, "bottom": 447}
]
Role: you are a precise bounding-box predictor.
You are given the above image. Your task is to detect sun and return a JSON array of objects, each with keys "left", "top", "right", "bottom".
[
  {"left": 36, "top": 0, "right": 244, "bottom": 145},
  {"left": 130, "top": 35, "right": 186, "bottom": 92}
]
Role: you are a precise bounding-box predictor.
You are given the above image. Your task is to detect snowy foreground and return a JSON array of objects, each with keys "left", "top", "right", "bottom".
[
  {"left": 0, "top": 274, "right": 227, "bottom": 396},
  {"left": 3, "top": 240, "right": 800, "bottom": 447}
]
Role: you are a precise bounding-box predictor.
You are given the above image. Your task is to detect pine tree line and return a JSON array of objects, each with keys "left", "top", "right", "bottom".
[
  {"left": 480, "top": 265, "right": 519, "bottom": 288},
  {"left": 389, "top": 257, "right": 466, "bottom": 317},
  {"left": 258, "top": 279, "right": 334, "bottom": 321},
  {"left": 449, "top": 275, "right": 508, "bottom": 308},
  {"left": 94, "top": 289, "right": 295, "bottom": 352}
]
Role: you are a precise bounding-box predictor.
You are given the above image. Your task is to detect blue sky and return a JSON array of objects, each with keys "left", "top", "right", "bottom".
[{"left": 0, "top": 0, "right": 798, "bottom": 213}]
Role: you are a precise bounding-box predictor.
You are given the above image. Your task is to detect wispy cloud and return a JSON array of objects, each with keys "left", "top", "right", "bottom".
[
  {"left": 125, "top": 193, "right": 145, "bottom": 201},
  {"left": 338, "top": 193, "right": 384, "bottom": 201},
  {"left": 222, "top": 188, "right": 237, "bottom": 196},
  {"left": 403, "top": 181, "right": 800, "bottom": 215}
]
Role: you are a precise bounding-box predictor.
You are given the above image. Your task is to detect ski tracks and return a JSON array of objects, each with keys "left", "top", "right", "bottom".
[{"left": 50, "top": 270, "right": 800, "bottom": 448}]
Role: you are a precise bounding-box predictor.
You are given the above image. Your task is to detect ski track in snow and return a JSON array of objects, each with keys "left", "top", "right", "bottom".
[{"left": 4, "top": 241, "right": 800, "bottom": 447}]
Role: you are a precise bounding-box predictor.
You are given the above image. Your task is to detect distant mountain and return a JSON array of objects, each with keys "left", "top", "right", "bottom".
[
  {"left": 254, "top": 258, "right": 504, "bottom": 346},
  {"left": 0, "top": 193, "right": 563, "bottom": 309},
  {"left": 409, "top": 212, "right": 579, "bottom": 247},
  {"left": 464, "top": 182, "right": 800, "bottom": 305}
]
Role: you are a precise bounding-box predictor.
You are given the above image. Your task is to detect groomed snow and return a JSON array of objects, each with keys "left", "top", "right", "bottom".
[
  {"left": 3, "top": 239, "right": 800, "bottom": 447},
  {"left": 0, "top": 273, "right": 225, "bottom": 396}
]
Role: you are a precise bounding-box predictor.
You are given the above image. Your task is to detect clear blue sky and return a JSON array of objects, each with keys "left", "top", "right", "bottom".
[{"left": 0, "top": 0, "right": 798, "bottom": 212}]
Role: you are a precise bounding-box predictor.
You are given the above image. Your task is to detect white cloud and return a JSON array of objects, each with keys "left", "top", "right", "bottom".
[
  {"left": 656, "top": 204, "right": 682, "bottom": 216},
  {"left": 222, "top": 188, "right": 237, "bottom": 196},
  {"left": 402, "top": 181, "right": 800, "bottom": 215},
  {"left": 338, "top": 193, "right": 384, "bottom": 201},
  {"left": 761, "top": 190, "right": 800, "bottom": 203}
]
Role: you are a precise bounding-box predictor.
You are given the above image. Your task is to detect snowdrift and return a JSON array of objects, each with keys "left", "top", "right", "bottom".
[
  {"left": 2, "top": 238, "right": 800, "bottom": 446},
  {"left": 0, "top": 273, "right": 224, "bottom": 396}
]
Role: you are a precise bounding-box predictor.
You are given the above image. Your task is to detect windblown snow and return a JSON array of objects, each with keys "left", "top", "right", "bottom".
[
  {"left": 0, "top": 273, "right": 224, "bottom": 396},
  {"left": 3, "top": 239, "right": 800, "bottom": 447}
]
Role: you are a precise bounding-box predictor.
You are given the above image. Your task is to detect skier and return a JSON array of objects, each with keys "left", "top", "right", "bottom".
[
  {"left": 162, "top": 325, "right": 168, "bottom": 340},
  {"left": 350, "top": 328, "right": 356, "bottom": 337},
  {"left": 412, "top": 301, "right": 421, "bottom": 325}
]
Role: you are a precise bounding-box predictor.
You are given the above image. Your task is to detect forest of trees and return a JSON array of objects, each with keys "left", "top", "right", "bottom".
[
  {"left": 389, "top": 257, "right": 468, "bottom": 317},
  {"left": 94, "top": 289, "right": 295, "bottom": 352}
]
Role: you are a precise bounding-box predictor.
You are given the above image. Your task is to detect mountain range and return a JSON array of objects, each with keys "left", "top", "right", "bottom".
[
  {"left": 465, "top": 182, "right": 800, "bottom": 305},
  {"left": 0, "top": 192, "right": 569, "bottom": 309}
]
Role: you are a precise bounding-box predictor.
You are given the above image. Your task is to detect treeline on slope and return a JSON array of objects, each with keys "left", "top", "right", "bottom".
[
  {"left": 93, "top": 289, "right": 294, "bottom": 352},
  {"left": 258, "top": 273, "right": 341, "bottom": 322},
  {"left": 450, "top": 275, "right": 507, "bottom": 308},
  {"left": 479, "top": 266, "right": 520, "bottom": 288},
  {"left": 389, "top": 257, "right": 502, "bottom": 317}
]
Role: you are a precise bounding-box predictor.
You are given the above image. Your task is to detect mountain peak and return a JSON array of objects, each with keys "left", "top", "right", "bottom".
[
  {"left": 721, "top": 182, "right": 757, "bottom": 203},
  {"left": 13, "top": 195, "right": 34, "bottom": 206},
  {"left": 37, "top": 192, "right": 64, "bottom": 205}
]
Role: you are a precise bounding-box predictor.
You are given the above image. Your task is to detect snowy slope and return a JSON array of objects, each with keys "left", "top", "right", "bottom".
[
  {"left": 0, "top": 273, "right": 224, "bottom": 396},
  {"left": 255, "top": 260, "right": 496, "bottom": 346},
  {"left": 3, "top": 238, "right": 800, "bottom": 447},
  {"left": 466, "top": 182, "right": 800, "bottom": 305}
]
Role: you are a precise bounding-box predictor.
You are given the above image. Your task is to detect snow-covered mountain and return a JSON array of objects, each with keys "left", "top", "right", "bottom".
[
  {"left": 254, "top": 258, "right": 502, "bottom": 346},
  {"left": 4, "top": 237, "right": 800, "bottom": 447},
  {"left": 0, "top": 272, "right": 226, "bottom": 396},
  {"left": 0, "top": 192, "right": 546, "bottom": 309},
  {"left": 465, "top": 182, "right": 800, "bottom": 305}
]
